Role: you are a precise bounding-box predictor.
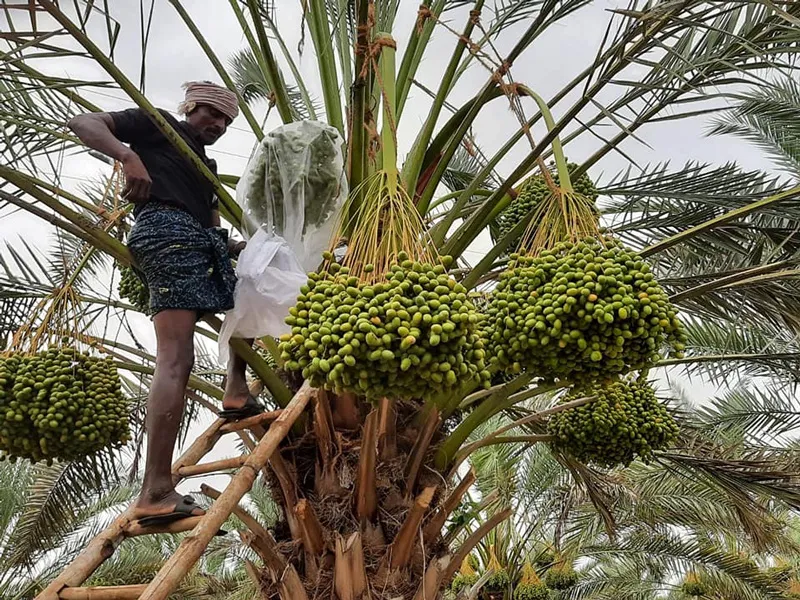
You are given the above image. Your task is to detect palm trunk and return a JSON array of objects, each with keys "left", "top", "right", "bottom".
[{"left": 255, "top": 392, "right": 509, "bottom": 599}]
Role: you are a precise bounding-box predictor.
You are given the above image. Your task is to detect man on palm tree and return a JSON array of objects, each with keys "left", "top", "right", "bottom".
[{"left": 68, "top": 81, "right": 261, "bottom": 525}]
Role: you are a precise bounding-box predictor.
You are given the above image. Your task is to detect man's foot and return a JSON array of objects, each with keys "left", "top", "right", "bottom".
[
  {"left": 222, "top": 377, "right": 250, "bottom": 411},
  {"left": 221, "top": 391, "right": 249, "bottom": 412},
  {"left": 132, "top": 489, "right": 205, "bottom": 521},
  {"left": 217, "top": 394, "right": 264, "bottom": 421}
]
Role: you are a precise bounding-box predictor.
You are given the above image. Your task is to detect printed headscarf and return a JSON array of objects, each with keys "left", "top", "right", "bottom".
[{"left": 177, "top": 81, "right": 239, "bottom": 122}]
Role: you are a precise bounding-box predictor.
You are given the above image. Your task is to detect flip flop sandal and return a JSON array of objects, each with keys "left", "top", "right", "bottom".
[
  {"left": 135, "top": 495, "right": 226, "bottom": 536},
  {"left": 217, "top": 395, "right": 265, "bottom": 421}
]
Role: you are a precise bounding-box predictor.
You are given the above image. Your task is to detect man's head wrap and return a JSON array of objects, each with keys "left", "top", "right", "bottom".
[{"left": 177, "top": 81, "right": 239, "bottom": 122}]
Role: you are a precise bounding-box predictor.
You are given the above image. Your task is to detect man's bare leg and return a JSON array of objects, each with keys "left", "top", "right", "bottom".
[
  {"left": 133, "top": 309, "right": 204, "bottom": 518},
  {"left": 222, "top": 338, "right": 254, "bottom": 410}
]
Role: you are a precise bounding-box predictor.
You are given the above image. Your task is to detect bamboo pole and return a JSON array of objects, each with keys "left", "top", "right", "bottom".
[
  {"left": 138, "top": 382, "right": 314, "bottom": 600},
  {"left": 389, "top": 486, "right": 436, "bottom": 569},
  {"left": 34, "top": 418, "right": 227, "bottom": 600},
  {"left": 58, "top": 585, "right": 148, "bottom": 600}
]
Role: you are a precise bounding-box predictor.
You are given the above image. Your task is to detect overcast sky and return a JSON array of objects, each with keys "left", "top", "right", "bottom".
[{"left": 1, "top": 1, "right": 780, "bottom": 483}]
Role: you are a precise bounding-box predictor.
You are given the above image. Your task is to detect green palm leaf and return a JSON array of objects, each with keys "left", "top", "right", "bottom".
[
  {"left": 709, "top": 76, "right": 800, "bottom": 179},
  {"left": 229, "top": 47, "right": 317, "bottom": 120}
]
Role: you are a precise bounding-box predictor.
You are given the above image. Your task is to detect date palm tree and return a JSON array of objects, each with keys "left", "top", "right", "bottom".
[{"left": 2, "top": 1, "right": 800, "bottom": 599}]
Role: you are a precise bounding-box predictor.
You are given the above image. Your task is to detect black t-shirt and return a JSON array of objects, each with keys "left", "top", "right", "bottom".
[{"left": 109, "top": 108, "right": 218, "bottom": 228}]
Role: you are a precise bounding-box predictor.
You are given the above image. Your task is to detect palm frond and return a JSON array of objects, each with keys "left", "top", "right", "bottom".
[
  {"left": 578, "top": 529, "right": 780, "bottom": 600},
  {"left": 695, "top": 384, "right": 800, "bottom": 446},
  {"left": 669, "top": 318, "right": 800, "bottom": 384},
  {"left": 0, "top": 293, "right": 39, "bottom": 350},
  {"left": 709, "top": 76, "right": 800, "bottom": 179},
  {"left": 1, "top": 456, "right": 123, "bottom": 569},
  {"left": 658, "top": 444, "right": 800, "bottom": 521},
  {"left": 601, "top": 161, "right": 796, "bottom": 255},
  {"left": 229, "top": 48, "right": 316, "bottom": 121}
]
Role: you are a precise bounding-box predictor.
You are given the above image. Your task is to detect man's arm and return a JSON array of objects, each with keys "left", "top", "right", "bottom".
[{"left": 68, "top": 112, "right": 152, "bottom": 203}]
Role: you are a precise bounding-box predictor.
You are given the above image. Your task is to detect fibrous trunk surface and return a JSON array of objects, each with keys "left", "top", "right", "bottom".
[{"left": 255, "top": 389, "right": 470, "bottom": 600}]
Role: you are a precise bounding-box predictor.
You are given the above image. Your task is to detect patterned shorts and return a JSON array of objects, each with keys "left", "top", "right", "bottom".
[{"left": 127, "top": 203, "right": 236, "bottom": 317}]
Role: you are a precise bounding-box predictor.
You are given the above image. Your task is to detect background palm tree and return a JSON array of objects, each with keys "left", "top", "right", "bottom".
[
  {"left": 2, "top": 1, "right": 800, "bottom": 599},
  {"left": 453, "top": 382, "right": 800, "bottom": 600}
]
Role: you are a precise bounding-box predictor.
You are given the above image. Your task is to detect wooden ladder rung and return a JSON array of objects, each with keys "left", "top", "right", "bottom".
[
  {"left": 218, "top": 410, "right": 282, "bottom": 433},
  {"left": 59, "top": 584, "right": 147, "bottom": 600},
  {"left": 176, "top": 455, "right": 247, "bottom": 477}
]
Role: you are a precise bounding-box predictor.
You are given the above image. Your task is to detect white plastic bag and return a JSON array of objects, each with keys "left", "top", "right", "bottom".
[
  {"left": 217, "top": 229, "right": 307, "bottom": 363},
  {"left": 236, "top": 120, "right": 348, "bottom": 271},
  {"left": 219, "top": 121, "right": 347, "bottom": 362}
]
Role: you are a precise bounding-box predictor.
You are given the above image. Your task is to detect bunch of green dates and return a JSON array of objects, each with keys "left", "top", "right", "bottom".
[
  {"left": 486, "top": 236, "right": 686, "bottom": 382},
  {"left": 494, "top": 162, "right": 598, "bottom": 246},
  {"left": 548, "top": 377, "right": 679, "bottom": 467},
  {"left": 0, "top": 347, "right": 130, "bottom": 463},
  {"left": 279, "top": 253, "right": 491, "bottom": 400},
  {"left": 117, "top": 264, "right": 150, "bottom": 314}
]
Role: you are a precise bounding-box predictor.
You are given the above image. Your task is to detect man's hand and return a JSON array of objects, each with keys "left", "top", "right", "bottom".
[
  {"left": 121, "top": 153, "right": 152, "bottom": 203},
  {"left": 229, "top": 239, "right": 246, "bottom": 258}
]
